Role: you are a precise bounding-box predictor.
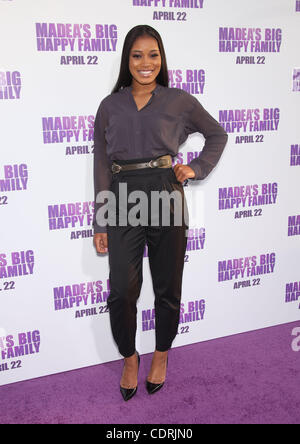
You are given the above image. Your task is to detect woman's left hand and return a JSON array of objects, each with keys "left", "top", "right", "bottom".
[{"left": 173, "top": 164, "right": 196, "bottom": 184}]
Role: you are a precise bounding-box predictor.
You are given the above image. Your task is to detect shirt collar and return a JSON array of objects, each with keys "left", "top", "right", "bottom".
[{"left": 124, "top": 83, "right": 164, "bottom": 95}]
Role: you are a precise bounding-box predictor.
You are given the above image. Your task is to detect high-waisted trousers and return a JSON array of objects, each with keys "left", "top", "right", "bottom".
[{"left": 106, "top": 156, "right": 189, "bottom": 358}]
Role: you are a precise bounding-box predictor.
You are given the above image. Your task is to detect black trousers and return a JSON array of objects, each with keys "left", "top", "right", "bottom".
[{"left": 106, "top": 156, "right": 189, "bottom": 358}]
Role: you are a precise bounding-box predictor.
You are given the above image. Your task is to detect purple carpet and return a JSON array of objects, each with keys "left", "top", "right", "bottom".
[{"left": 0, "top": 321, "right": 299, "bottom": 424}]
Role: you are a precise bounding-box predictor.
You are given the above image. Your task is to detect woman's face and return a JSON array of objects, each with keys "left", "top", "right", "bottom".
[{"left": 129, "top": 35, "right": 162, "bottom": 87}]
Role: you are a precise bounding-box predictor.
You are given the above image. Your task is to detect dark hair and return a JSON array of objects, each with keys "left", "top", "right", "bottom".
[{"left": 111, "top": 25, "right": 169, "bottom": 93}]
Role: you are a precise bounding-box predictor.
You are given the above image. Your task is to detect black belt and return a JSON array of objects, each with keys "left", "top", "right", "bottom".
[{"left": 111, "top": 155, "right": 172, "bottom": 174}]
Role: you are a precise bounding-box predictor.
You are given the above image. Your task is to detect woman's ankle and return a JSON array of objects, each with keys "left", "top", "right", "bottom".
[
  {"left": 124, "top": 351, "right": 138, "bottom": 366},
  {"left": 153, "top": 350, "right": 168, "bottom": 359}
]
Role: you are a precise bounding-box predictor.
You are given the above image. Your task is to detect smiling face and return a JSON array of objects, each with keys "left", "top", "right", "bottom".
[{"left": 129, "top": 35, "right": 162, "bottom": 88}]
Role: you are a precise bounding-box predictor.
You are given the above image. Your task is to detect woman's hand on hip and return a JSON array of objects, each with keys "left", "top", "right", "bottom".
[
  {"left": 173, "top": 164, "right": 195, "bottom": 184},
  {"left": 94, "top": 233, "right": 108, "bottom": 254}
]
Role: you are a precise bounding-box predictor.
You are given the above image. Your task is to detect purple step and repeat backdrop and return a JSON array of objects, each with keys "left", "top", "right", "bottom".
[{"left": 0, "top": 0, "right": 299, "bottom": 386}]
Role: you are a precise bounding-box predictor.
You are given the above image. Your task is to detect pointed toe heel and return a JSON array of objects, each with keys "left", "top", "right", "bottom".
[
  {"left": 146, "top": 380, "right": 165, "bottom": 395},
  {"left": 120, "top": 351, "right": 140, "bottom": 401},
  {"left": 146, "top": 355, "right": 168, "bottom": 395},
  {"left": 120, "top": 386, "right": 138, "bottom": 402}
]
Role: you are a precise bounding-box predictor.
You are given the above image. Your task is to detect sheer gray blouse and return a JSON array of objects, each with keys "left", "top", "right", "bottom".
[{"left": 93, "top": 83, "right": 228, "bottom": 233}]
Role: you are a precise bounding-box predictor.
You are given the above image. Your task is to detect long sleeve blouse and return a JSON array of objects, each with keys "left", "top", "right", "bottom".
[{"left": 93, "top": 83, "right": 228, "bottom": 233}]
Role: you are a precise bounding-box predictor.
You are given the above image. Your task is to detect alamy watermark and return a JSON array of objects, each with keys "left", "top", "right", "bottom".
[
  {"left": 95, "top": 183, "right": 204, "bottom": 232},
  {"left": 291, "top": 327, "right": 300, "bottom": 352}
]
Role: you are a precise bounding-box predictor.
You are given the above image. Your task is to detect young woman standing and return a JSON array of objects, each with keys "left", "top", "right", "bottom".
[{"left": 93, "top": 25, "right": 228, "bottom": 401}]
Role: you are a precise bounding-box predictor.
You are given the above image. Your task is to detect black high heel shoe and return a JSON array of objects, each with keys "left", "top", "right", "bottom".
[
  {"left": 146, "top": 355, "right": 168, "bottom": 395},
  {"left": 120, "top": 351, "right": 140, "bottom": 402}
]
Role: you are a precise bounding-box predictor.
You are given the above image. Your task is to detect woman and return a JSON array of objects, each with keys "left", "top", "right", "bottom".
[{"left": 93, "top": 25, "right": 228, "bottom": 401}]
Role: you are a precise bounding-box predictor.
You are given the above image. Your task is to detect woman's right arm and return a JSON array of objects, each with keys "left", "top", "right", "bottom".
[{"left": 93, "top": 100, "right": 112, "bottom": 253}]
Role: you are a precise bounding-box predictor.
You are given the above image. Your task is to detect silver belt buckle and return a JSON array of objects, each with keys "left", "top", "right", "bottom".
[
  {"left": 148, "top": 159, "right": 158, "bottom": 168},
  {"left": 112, "top": 163, "right": 122, "bottom": 174}
]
